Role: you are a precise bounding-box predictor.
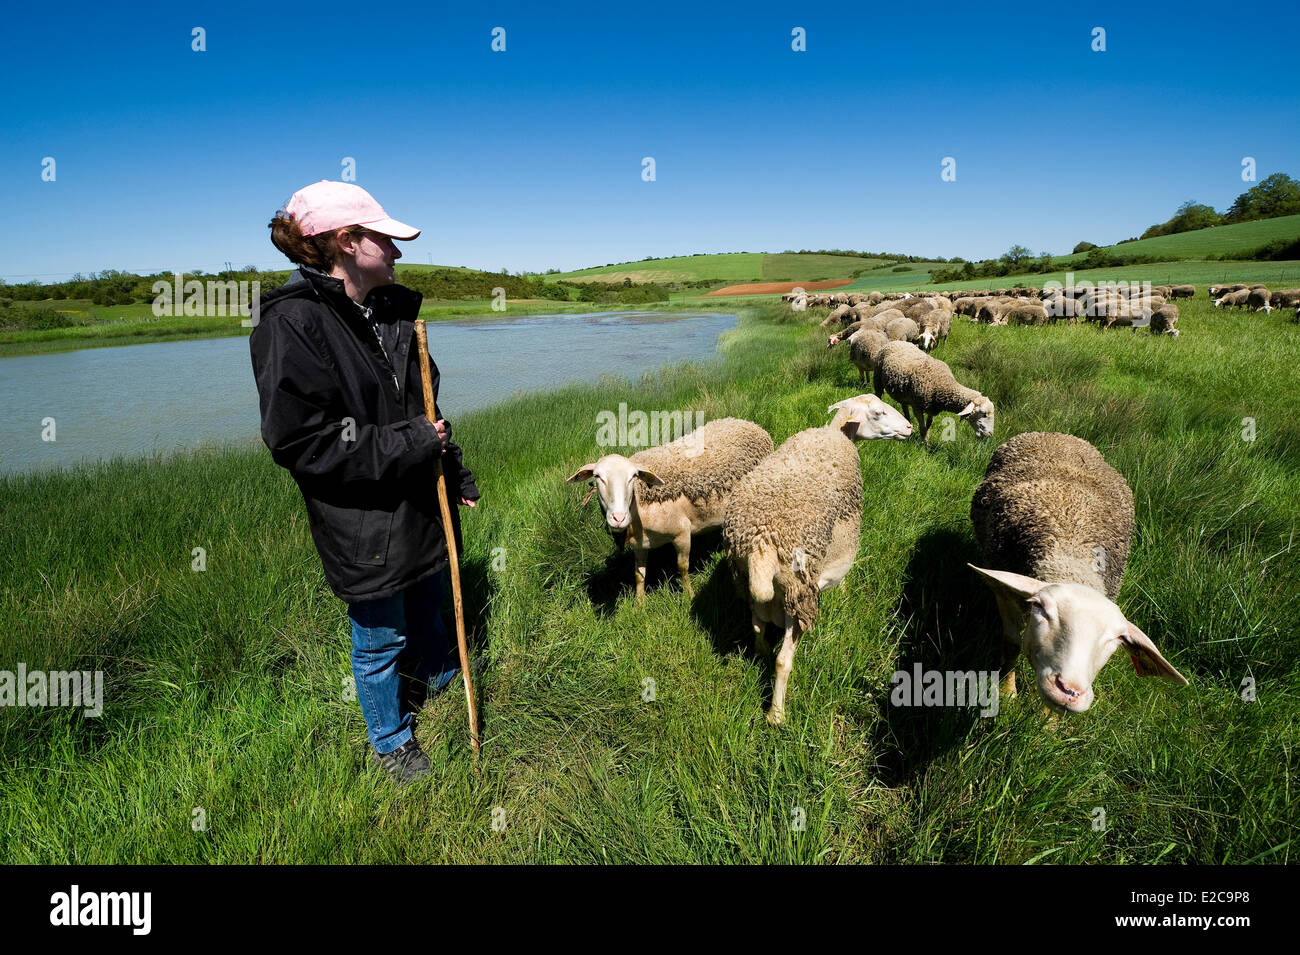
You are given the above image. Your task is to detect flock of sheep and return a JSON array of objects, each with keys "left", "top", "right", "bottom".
[{"left": 559, "top": 276, "right": 1251, "bottom": 723}]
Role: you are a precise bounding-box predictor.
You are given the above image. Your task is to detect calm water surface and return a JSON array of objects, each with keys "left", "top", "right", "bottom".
[{"left": 0, "top": 311, "right": 736, "bottom": 474}]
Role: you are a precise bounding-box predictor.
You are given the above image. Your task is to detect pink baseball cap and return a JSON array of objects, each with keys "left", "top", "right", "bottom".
[{"left": 285, "top": 180, "right": 421, "bottom": 240}]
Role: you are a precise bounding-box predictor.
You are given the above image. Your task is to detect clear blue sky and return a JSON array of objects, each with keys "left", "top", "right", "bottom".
[{"left": 2, "top": 0, "right": 1297, "bottom": 281}]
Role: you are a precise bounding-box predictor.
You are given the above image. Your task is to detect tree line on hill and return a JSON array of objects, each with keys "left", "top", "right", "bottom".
[
  {"left": 1136, "top": 174, "right": 1300, "bottom": 240},
  {"left": 0, "top": 265, "right": 677, "bottom": 312}
]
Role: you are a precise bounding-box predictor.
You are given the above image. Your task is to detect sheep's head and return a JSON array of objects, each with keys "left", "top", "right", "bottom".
[
  {"left": 567, "top": 455, "right": 665, "bottom": 535},
  {"left": 827, "top": 394, "right": 912, "bottom": 441},
  {"left": 956, "top": 395, "right": 995, "bottom": 439},
  {"left": 969, "top": 566, "right": 1187, "bottom": 713},
  {"left": 919, "top": 329, "right": 937, "bottom": 351},
  {"left": 827, "top": 335, "right": 840, "bottom": 348}
]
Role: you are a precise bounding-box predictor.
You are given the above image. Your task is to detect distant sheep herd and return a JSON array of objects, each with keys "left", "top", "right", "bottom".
[{"left": 563, "top": 278, "right": 1293, "bottom": 724}]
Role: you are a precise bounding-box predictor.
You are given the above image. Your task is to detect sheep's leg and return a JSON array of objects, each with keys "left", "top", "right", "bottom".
[
  {"left": 633, "top": 545, "right": 649, "bottom": 604},
  {"left": 767, "top": 618, "right": 799, "bottom": 726},
  {"left": 673, "top": 527, "right": 693, "bottom": 597},
  {"left": 919, "top": 412, "right": 932, "bottom": 445},
  {"left": 858, "top": 367, "right": 866, "bottom": 386},
  {"left": 752, "top": 609, "right": 771, "bottom": 656}
]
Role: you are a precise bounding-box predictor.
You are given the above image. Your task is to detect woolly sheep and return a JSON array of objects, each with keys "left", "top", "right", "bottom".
[
  {"left": 874, "top": 339, "right": 994, "bottom": 443},
  {"left": 1247, "top": 288, "right": 1272, "bottom": 312},
  {"left": 969, "top": 431, "right": 1187, "bottom": 712},
  {"left": 567, "top": 417, "right": 773, "bottom": 602},
  {"left": 1150, "top": 303, "right": 1180, "bottom": 337},
  {"left": 847, "top": 328, "right": 890, "bottom": 384},
  {"left": 1168, "top": 284, "right": 1195, "bottom": 299},
  {"left": 1269, "top": 288, "right": 1300, "bottom": 309},
  {"left": 1214, "top": 289, "right": 1251, "bottom": 309},
  {"left": 723, "top": 395, "right": 912, "bottom": 724},
  {"left": 885, "top": 316, "right": 920, "bottom": 343},
  {"left": 916, "top": 309, "right": 952, "bottom": 350},
  {"left": 820, "top": 304, "right": 855, "bottom": 328}
]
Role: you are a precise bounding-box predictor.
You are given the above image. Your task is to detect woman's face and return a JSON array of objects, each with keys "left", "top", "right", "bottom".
[{"left": 341, "top": 229, "right": 401, "bottom": 289}]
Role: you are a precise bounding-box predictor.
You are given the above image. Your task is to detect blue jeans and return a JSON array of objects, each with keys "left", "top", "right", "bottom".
[{"left": 347, "top": 570, "right": 460, "bottom": 754}]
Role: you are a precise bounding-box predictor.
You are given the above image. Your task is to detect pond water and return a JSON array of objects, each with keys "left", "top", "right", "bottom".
[{"left": 0, "top": 310, "right": 737, "bottom": 474}]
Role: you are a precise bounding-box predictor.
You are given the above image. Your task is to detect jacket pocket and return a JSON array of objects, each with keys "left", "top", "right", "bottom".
[{"left": 352, "top": 509, "right": 395, "bottom": 566}]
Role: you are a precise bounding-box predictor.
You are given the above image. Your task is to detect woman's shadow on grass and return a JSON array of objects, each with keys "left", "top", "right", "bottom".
[{"left": 870, "top": 526, "right": 1005, "bottom": 787}]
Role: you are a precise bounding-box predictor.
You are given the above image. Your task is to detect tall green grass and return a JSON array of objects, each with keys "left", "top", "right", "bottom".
[{"left": 0, "top": 298, "right": 1295, "bottom": 863}]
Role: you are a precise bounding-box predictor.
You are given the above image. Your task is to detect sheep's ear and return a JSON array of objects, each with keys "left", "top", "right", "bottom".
[
  {"left": 956, "top": 402, "right": 977, "bottom": 418},
  {"left": 968, "top": 565, "right": 1045, "bottom": 602},
  {"left": 1120, "top": 622, "right": 1188, "bottom": 685},
  {"left": 635, "top": 468, "right": 666, "bottom": 487},
  {"left": 566, "top": 465, "right": 596, "bottom": 483}
]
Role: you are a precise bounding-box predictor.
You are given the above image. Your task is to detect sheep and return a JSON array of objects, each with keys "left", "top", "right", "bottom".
[
  {"left": 847, "top": 328, "right": 890, "bottom": 384},
  {"left": 1004, "top": 303, "right": 1050, "bottom": 326},
  {"left": 820, "top": 304, "right": 855, "bottom": 328},
  {"left": 723, "top": 395, "right": 913, "bottom": 724},
  {"left": 1214, "top": 288, "right": 1251, "bottom": 309},
  {"left": 865, "top": 291, "right": 885, "bottom": 305},
  {"left": 1269, "top": 288, "right": 1300, "bottom": 309},
  {"left": 1247, "top": 288, "right": 1272, "bottom": 312},
  {"left": 828, "top": 310, "right": 897, "bottom": 346},
  {"left": 874, "top": 339, "right": 994, "bottom": 443},
  {"left": 885, "top": 316, "right": 921, "bottom": 343},
  {"left": 567, "top": 417, "right": 773, "bottom": 602},
  {"left": 916, "top": 308, "right": 952, "bottom": 350},
  {"left": 1168, "top": 284, "right": 1195, "bottom": 299},
  {"left": 1209, "top": 284, "right": 1247, "bottom": 299},
  {"left": 969, "top": 431, "right": 1187, "bottom": 712},
  {"left": 1150, "top": 303, "right": 1180, "bottom": 337},
  {"left": 975, "top": 298, "right": 1017, "bottom": 325}
]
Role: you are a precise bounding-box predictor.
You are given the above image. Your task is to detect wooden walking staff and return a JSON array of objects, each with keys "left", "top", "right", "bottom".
[{"left": 414, "top": 320, "right": 480, "bottom": 758}]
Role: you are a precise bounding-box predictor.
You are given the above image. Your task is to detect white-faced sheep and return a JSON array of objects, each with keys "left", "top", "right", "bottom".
[
  {"left": 969, "top": 431, "right": 1187, "bottom": 712},
  {"left": 1214, "top": 288, "right": 1251, "bottom": 309},
  {"left": 916, "top": 309, "right": 952, "bottom": 350},
  {"left": 567, "top": 417, "right": 773, "bottom": 602},
  {"left": 723, "top": 395, "right": 912, "bottom": 725},
  {"left": 874, "top": 339, "right": 994, "bottom": 443}
]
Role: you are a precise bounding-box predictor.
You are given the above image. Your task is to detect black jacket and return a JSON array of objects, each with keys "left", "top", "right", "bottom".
[{"left": 249, "top": 266, "right": 479, "bottom": 603}]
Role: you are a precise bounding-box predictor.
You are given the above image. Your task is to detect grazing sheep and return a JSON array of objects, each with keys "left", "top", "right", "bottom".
[
  {"left": 1168, "top": 284, "right": 1195, "bottom": 299},
  {"left": 1214, "top": 289, "right": 1251, "bottom": 309},
  {"left": 916, "top": 309, "right": 952, "bottom": 350},
  {"left": 820, "top": 304, "right": 855, "bottom": 328},
  {"left": 975, "top": 298, "right": 1017, "bottom": 325},
  {"left": 1247, "top": 288, "right": 1272, "bottom": 312},
  {"left": 567, "top": 417, "right": 773, "bottom": 601},
  {"left": 1269, "top": 288, "right": 1300, "bottom": 309},
  {"left": 1004, "top": 303, "right": 1050, "bottom": 326},
  {"left": 866, "top": 291, "right": 885, "bottom": 306},
  {"left": 873, "top": 339, "right": 995, "bottom": 443},
  {"left": 1209, "top": 284, "right": 1247, "bottom": 299},
  {"left": 723, "top": 395, "right": 913, "bottom": 724},
  {"left": 969, "top": 431, "right": 1187, "bottom": 712},
  {"left": 885, "top": 316, "right": 921, "bottom": 343},
  {"left": 1150, "top": 303, "right": 1180, "bottom": 337},
  {"left": 847, "top": 328, "right": 890, "bottom": 384}
]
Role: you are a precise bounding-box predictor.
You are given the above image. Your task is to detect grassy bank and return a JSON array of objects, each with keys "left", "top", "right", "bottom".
[{"left": 1, "top": 298, "right": 1296, "bottom": 863}]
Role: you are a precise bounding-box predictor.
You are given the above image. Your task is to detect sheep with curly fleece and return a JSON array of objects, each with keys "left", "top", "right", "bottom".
[
  {"left": 873, "top": 339, "right": 994, "bottom": 443},
  {"left": 1150, "top": 303, "right": 1180, "bottom": 337},
  {"left": 845, "top": 328, "right": 890, "bottom": 384},
  {"left": 567, "top": 417, "right": 773, "bottom": 602},
  {"left": 969, "top": 431, "right": 1187, "bottom": 712},
  {"left": 916, "top": 308, "right": 953, "bottom": 350},
  {"left": 885, "top": 316, "right": 921, "bottom": 343},
  {"left": 723, "top": 395, "right": 912, "bottom": 724}
]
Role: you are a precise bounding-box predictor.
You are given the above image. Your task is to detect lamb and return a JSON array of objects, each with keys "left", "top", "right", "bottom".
[
  {"left": 916, "top": 308, "right": 952, "bottom": 350},
  {"left": 874, "top": 339, "right": 994, "bottom": 443},
  {"left": 1149, "top": 303, "right": 1180, "bottom": 337},
  {"left": 885, "top": 316, "right": 921, "bottom": 343},
  {"left": 723, "top": 395, "right": 913, "bottom": 724},
  {"left": 567, "top": 417, "right": 773, "bottom": 602},
  {"left": 969, "top": 431, "right": 1187, "bottom": 712},
  {"left": 847, "top": 328, "right": 890, "bottom": 384}
]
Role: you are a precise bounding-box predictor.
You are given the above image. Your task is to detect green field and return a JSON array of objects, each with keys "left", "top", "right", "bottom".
[
  {"left": 2, "top": 295, "right": 1295, "bottom": 863},
  {"left": 1058, "top": 214, "right": 1300, "bottom": 265},
  {"left": 548, "top": 252, "right": 927, "bottom": 285}
]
